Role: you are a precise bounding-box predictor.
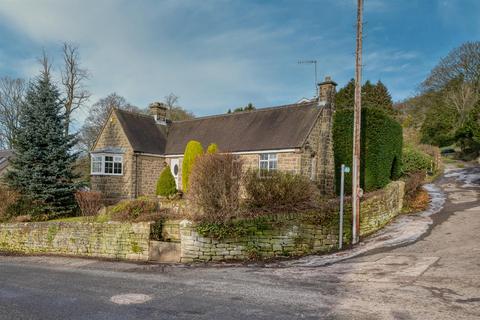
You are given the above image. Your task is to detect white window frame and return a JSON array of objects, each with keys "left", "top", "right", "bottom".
[
  {"left": 90, "top": 154, "right": 124, "bottom": 176},
  {"left": 259, "top": 153, "right": 277, "bottom": 171}
]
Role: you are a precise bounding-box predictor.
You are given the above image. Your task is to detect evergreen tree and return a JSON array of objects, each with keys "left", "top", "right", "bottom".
[
  {"left": 156, "top": 166, "right": 177, "bottom": 197},
  {"left": 6, "top": 69, "right": 78, "bottom": 217},
  {"left": 182, "top": 140, "right": 204, "bottom": 192},
  {"left": 370, "top": 81, "right": 395, "bottom": 115},
  {"left": 335, "top": 79, "right": 395, "bottom": 115},
  {"left": 335, "top": 78, "right": 355, "bottom": 110}
]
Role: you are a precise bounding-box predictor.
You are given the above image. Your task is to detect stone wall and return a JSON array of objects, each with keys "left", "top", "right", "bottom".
[
  {"left": 179, "top": 214, "right": 341, "bottom": 263},
  {"left": 137, "top": 154, "right": 166, "bottom": 196},
  {"left": 0, "top": 221, "right": 151, "bottom": 261},
  {"left": 360, "top": 181, "right": 405, "bottom": 236},
  {"left": 179, "top": 180, "right": 405, "bottom": 262},
  {"left": 302, "top": 104, "right": 336, "bottom": 196}
]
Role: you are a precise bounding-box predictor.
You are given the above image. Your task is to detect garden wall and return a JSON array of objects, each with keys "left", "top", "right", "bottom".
[
  {"left": 0, "top": 221, "right": 151, "bottom": 261},
  {"left": 179, "top": 180, "right": 404, "bottom": 262}
]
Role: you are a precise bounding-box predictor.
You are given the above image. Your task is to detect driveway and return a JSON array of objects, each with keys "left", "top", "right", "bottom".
[{"left": 1, "top": 165, "right": 479, "bottom": 320}]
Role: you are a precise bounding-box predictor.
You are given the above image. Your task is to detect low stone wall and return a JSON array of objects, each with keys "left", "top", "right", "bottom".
[
  {"left": 360, "top": 181, "right": 405, "bottom": 236},
  {"left": 0, "top": 221, "right": 151, "bottom": 261},
  {"left": 179, "top": 214, "right": 342, "bottom": 263},
  {"left": 179, "top": 180, "right": 405, "bottom": 263}
]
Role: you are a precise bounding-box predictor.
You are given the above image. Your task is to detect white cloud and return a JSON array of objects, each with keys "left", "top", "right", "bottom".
[{"left": 0, "top": 0, "right": 297, "bottom": 118}]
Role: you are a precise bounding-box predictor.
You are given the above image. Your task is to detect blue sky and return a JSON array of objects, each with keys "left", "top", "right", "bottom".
[{"left": 0, "top": 0, "right": 479, "bottom": 130}]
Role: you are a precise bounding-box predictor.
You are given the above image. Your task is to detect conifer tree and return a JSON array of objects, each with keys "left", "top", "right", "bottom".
[
  {"left": 335, "top": 78, "right": 355, "bottom": 110},
  {"left": 6, "top": 67, "right": 78, "bottom": 217}
]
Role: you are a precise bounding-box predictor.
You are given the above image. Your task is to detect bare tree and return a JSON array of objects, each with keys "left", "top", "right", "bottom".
[
  {"left": 0, "top": 77, "right": 26, "bottom": 149},
  {"left": 163, "top": 93, "right": 194, "bottom": 121},
  {"left": 164, "top": 93, "right": 179, "bottom": 112},
  {"left": 446, "top": 82, "right": 479, "bottom": 126},
  {"left": 78, "top": 93, "right": 141, "bottom": 152},
  {"left": 422, "top": 42, "right": 480, "bottom": 93},
  {"left": 61, "top": 42, "right": 90, "bottom": 136},
  {"left": 38, "top": 49, "right": 52, "bottom": 79}
]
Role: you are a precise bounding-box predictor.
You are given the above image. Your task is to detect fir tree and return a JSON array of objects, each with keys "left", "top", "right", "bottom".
[
  {"left": 6, "top": 69, "right": 78, "bottom": 217},
  {"left": 335, "top": 79, "right": 395, "bottom": 115},
  {"left": 370, "top": 81, "right": 395, "bottom": 114},
  {"left": 335, "top": 78, "right": 355, "bottom": 110}
]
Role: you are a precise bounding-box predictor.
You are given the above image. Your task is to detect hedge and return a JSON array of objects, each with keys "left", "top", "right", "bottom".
[
  {"left": 402, "top": 146, "right": 432, "bottom": 174},
  {"left": 333, "top": 107, "right": 403, "bottom": 194}
]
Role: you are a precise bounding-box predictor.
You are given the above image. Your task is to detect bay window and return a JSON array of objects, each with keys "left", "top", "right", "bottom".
[{"left": 91, "top": 154, "right": 123, "bottom": 175}]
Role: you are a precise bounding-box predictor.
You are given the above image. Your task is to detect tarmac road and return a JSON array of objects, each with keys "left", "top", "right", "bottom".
[{"left": 1, "top": 165, "right": 479, "bottom": 319}]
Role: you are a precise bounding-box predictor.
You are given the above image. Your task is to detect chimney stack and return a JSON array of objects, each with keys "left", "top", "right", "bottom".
[
  {"left": 149, "top": 102, "right": 168, "bottom": 125},
  {"left": 317, "top": 76, "right": 337, "bottom": 107}
]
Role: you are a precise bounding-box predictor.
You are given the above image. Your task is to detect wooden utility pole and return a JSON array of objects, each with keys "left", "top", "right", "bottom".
[{"left": 352, "top": 0, "right": 363, "bottom": 244}]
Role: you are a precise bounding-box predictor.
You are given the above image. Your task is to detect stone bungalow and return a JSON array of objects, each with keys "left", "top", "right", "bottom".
[{"left": 91, "top": 77, "right": 337, "bottom": 202}]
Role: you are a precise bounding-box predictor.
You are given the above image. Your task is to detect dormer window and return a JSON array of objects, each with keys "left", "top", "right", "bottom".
[{"left": 91, "top": 153, "right": 123, "bottom": 176}]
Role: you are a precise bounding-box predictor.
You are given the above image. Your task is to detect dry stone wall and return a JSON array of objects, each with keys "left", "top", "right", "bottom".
[
  {"left": 0, "top": 221, "right": 151, "bottom": 261},
  {"left": 179, "top": 180, "right": 405, "bottom": 262}
]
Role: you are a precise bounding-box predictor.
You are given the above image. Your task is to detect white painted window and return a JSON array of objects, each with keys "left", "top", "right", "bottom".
[
  {"left": 91, "top": 155, "right": 103, "bottom": 174},
  {"left": 91, "top": 154, "right": 123, "bottom": 176},
  {"left": 259, "top": 153, "right": 277, "bottom": 171}
]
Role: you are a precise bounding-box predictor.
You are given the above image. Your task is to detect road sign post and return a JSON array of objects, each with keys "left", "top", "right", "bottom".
[{"left": 339, "top": 164, "right": 350, "bottom": 249}]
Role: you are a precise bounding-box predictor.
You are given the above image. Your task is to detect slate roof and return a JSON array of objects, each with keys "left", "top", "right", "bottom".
[
  {"left": 0, "top": 150, "right": 13, "bottom": 173},
  {"left": 113, "top": 101, "right": 321, "bottom": 156},
  {"left": 114, "top": 109, "right": 167, "bottom": 154}
]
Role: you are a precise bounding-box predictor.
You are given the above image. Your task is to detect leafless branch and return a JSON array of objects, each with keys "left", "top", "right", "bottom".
[{"left": 61, "top": 42, "right": 91, "bottom": 135}]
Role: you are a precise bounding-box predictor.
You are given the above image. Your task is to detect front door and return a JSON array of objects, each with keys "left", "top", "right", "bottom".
[{"left": 170, "top": 159, "right": 180, "bottom": 189}]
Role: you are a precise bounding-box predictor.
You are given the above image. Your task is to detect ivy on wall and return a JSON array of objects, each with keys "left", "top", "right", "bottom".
[{"left": 333, "top": 108, "right": 403, "bottom": 194}]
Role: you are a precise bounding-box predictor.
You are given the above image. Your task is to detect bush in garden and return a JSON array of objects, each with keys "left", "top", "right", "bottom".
[
  {"left": 333, "top": 107, "right": 403, "bottom": 194},
  {"left": 404, "top": 171, "right": 427, "bottom": 196},
  {"left": 243, "top": 170, "right": 315, "bottom": 212},
  {"left": 207, "top": 143, "right": 218, "bottom": 153},
  {"left": 182, "top": 140, "right": 204, "bottom": 192},
  {"left": 0, "top": 186, "right": 20, "bottom": 222},
  {"left": 74, "top": 191, "right": 103, "bottom": 216},
  {"left": 187, "top": 153, "right": 243, "bottom": 223},
  {"left": 110, "top": 196, "right": 159, "bottom": 221},
  {"left": 402, "top": 146, "right": 433, "bottom": 174},
  {"left": 156, "top": 166, "right": 177, "bottom": 197}
]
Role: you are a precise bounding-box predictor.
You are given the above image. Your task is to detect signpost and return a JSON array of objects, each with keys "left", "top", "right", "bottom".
[{"left": 339, "top": 164, "right": 350, "bottom": 249}]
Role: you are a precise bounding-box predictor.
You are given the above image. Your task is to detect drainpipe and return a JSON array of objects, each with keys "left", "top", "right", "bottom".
[{"left": 134, "top": 153, "right": 139, "bottom": 198}]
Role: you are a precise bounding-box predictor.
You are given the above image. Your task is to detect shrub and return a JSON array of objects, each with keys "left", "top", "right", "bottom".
[
  {"left": 0, "top": 186, "right": 20, "bottom": 222},
  {"left": 403, "top": 171, "right": 427, "bottom": 196},
  {"left": 417, "top": 144, "right": 441, "bottom": 173},
  {"left": 243, "top": 170, "right": 315, "bottom": 212},
  {"left": 402, "top": 146, "right": 432, "bottom": 174},
  {"left": 333, "top": 107, "right": 403, "bottom": 194},
  {"left": 110, "top": 196, "right": 159, "bottom": 222},
  {"left": 156, "top": 166, "right": 177, "bottom": 197},
  {"left": 2, "top": 193, "right": 45, "bottom": 221},
  {"left": 207, "top": 143, "right": 218, "bottom": 153},
  {"left": 187, "top": 153, "right": 243, "bottom": 223},
  {"left": 182, "top": 140, "right": 204, "bottom": 192},
  {"left": 75, "top": 191, "right": 103, "bottom": 216}
]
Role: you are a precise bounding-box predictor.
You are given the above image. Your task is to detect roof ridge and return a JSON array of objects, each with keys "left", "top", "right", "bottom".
[
  {"left": 172, "top": 101, "right": 318, "bottom": 123},
  {"left": 114, "top": 108, "right": 152, "bottom": 119}
]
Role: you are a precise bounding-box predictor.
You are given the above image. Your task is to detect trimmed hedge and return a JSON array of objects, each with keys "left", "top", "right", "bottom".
[
  {"left": 182, "top": 140, "right": 204, "bottom": 192},
  {"left": 333, "top": 108, "right": 403, "bottom": 194},
  {"left": 156, "top": 166, "right": 177, "bottom": 197},
  {"left": 402, "top": 146, "right": 432, "bottom": 174}
]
